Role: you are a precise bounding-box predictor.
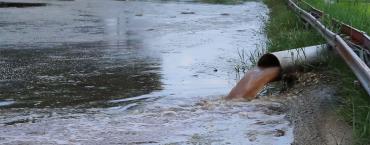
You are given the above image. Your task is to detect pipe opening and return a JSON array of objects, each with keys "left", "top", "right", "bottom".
[{"left": 257, "top": 53, "right": 281, "bottom": 68}]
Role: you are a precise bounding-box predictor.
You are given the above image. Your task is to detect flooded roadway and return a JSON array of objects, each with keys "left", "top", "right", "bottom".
[{"left": 0, "top": 0, "right": 293, "bottom": 144}]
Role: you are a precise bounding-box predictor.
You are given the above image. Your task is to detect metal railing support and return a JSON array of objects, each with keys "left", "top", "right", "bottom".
[{"left": 287, "top": 0, "right": 370, "bottom": 95}]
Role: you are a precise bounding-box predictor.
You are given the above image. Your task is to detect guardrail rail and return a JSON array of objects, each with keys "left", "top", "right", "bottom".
[{"left": 287, "top": 0, "right": 370, "bottom": 95}]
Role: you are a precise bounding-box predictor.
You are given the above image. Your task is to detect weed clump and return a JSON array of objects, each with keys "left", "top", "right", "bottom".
[{"left": 264, "top": 0, "right": 324, "bottom": 52}]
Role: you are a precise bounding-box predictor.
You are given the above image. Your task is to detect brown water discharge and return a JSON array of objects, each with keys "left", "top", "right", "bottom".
[
  {"left": 226, "top": 66, "right": 281, "bottom": 100},
  {"left": 226, "top": 44, "right": 329, "bottom": 101}
]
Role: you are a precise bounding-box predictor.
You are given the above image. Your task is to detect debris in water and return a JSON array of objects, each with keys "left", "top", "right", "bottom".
[
  {"left": 0, "top": 2, "right": 47, "bottom": 8},
  {"left": 181, "top": 11, "right": 195, "bottom": 14},
  {"left": 4, "top": 118, "right": 34, "bottom": 126},
  {"left": 130, "top": 141, "right": 158, "bottom": 144},
  {"left": 220, "top": 13, "right": 230, "bottom": 16},
  {"left": 238, "top": 111, "right": 249, "bottom": 117},
  {"left": 237, "top": 29, "right": 246, "bottom": 32},
  {"left": 84, "top": 86, "right": 95, "bottom": 89},
  {"left": 246, "top": 132, "right": 257, "bottom": 142},
  {"left": 254, "top": 121, "right": 266, "bottom": 125},
  {"left": 265, "top": 104, "right": 286, "bottom": 115},
  {"left": 196, "top": 100, "right": 214, "bottom": 110},
  {"left": 161, "top": 111, "right": 177, "bottom": 117},
  {"left": 135, "top": 13, "right": 143, "bottom": 16},
  {"left": 274, "top": 129, "right": 285, "bottom": 137}
]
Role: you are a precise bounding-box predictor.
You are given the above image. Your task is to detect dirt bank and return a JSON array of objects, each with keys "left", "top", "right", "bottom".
[{"left": 279, "top": 72, "right": 353, "bottom": 145}]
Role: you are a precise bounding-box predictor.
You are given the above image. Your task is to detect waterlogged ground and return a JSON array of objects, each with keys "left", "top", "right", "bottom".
[{"left": 0, "top": 0, "right": 293, "bottom": 144}]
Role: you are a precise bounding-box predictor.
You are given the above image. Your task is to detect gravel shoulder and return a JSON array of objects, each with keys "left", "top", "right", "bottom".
[{"left": 281, "top": 72, "right": 353, "bottom": 145}]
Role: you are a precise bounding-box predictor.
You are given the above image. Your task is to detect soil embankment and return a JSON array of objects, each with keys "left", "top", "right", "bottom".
[{"left": 279, "top": 72, "right": 353, "bottom": 145}]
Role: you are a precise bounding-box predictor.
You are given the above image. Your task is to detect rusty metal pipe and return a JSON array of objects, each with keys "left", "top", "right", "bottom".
[
  {"left": 227, "top": 45, "right": 328, "bottom": 101},
  {"left": 227, "top": 1, "right": 370, "bottom": 100}
]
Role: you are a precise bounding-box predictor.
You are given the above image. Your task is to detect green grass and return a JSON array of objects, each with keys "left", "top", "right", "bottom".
[
  {"left": 300, "top": 1, "right": 370, "bottom": 144},
  {"left": 304, "top": 0, "right": 370, "bottom": 34},
  {"left": 263, "top": 0, "right": 324, "bottom": 52},
  {"left": 264, "top": 0, "right": 370, "bottom": 144},
  {"left": 324, "top": 54, "right": 370, "bottom": 144}
]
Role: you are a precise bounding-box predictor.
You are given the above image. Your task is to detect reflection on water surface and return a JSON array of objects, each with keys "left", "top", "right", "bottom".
[{"left": 0, "top": 41, "right": 162, "bottom": 108}]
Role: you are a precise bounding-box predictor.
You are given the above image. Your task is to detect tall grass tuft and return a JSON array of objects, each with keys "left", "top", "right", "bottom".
[
  {"left": 263, "top": 0, "right": 325, "bottom": 53},
  {"left": 304, "top": 0, "right": 370, "bottom": 34}
]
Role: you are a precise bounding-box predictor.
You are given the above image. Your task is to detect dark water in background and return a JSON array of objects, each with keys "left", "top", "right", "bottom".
[
  {"left": 0, "top": 42, "right": 162, "bottom": 108},
  {"left": 0, "top": 0, "right": 165, "bottom": 108}
]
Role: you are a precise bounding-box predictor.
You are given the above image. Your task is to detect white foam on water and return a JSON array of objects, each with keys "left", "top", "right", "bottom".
[{"left": 0, "top": 96, "right": 293, "bottom": 144}]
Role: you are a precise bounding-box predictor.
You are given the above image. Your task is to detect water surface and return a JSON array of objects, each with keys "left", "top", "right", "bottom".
[{"left": 0, "top": 0, "right": 294, "bottom": 144}]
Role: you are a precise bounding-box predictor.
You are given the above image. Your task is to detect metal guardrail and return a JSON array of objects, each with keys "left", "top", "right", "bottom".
[
  {"left": 299, "top": 0, "right": 370, "bottom": 67},
  {"left": 287, "top": 0, "right": 370, "bottom": 95},
  {"left": 301, "top": 0, "right": 370, "bottom": 52}
]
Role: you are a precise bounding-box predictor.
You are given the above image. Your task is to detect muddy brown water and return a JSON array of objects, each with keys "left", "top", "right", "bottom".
[
  {"left": 0, "top": 0, "right": 294, "bottom": 144},
  {"left": 226, "top": 66, "right": 281, "bottom": 100}
]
